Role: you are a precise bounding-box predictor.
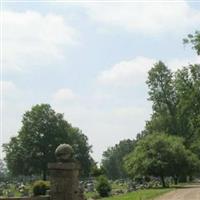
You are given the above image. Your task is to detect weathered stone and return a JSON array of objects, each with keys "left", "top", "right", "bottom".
[
  {"left": 48, "top": 144, "right": 83, "bottom": 200},
  {"left": 55, "top": 144, "right": 74, "bottom": 163},
  {"left": 86, "top": 182, "right": 94, "bottom": 192},
  {"left": 1, "top": 144, "right": 84, "bottom": 200}
]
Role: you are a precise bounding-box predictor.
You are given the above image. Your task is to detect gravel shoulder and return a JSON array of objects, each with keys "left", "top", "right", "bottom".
[{"left": 155, "top": 184, "right": 200, "bottom": 200}]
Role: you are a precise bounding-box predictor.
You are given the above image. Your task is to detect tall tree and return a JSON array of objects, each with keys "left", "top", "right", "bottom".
[
  {"left": 102, "top": 139, "right": 135, "bottom": 180},
  {"left": 145, "top": 62, "right": 200, "bottom": 143},
  {"left": 174, "top": 64, "right": 200, "bottom": 143},
  {"left": 145, "top": 30, "right": 200, "bottom": 139},
  {"left": 146, "top": 61, "right": 177, "bottom": 135},
  {"left": 4, "top": 104, "right": 93, "bottom": 179},
  {"left": 124, "top": 133, "right": 200, "bottom": 187}
]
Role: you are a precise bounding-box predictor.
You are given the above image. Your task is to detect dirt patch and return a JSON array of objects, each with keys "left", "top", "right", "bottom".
[{"left": 155, "top": 185, "right": 200, "bottom": 200}]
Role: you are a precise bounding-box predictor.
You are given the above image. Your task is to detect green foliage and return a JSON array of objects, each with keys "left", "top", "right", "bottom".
[
  {"left": 144, "top": 31, "right": 200, "bottom": 148},
  {"left": 102, "top": 139, "right": 135, "bottom": 180},
  {"left": 3, "top": 104, "right": 93, "bottom": 179},
  {"left": 33, "top": 180, "right": 49, "bottom": 196},
  {"left": 132, "top": 32, "right": 200, "bottom": 186},
  {"left": 91, "top": 165, "right": 106, "bottom": 177},
  {"left": 124, "top": 133, "right": 200, "bottom": 187},
  {"left": 191, "top": 139, "right": 200, "bottom": 160},
  {"left": 183, "top": 30, "right": 200, "bottom": 55},
  {"left": 0, "top": 159, "right": 8, "bottom": 181},
  {"left": 174, "top": 64, "right": 200, "bottom": 143},
  {"left": 145, "top": 62, "right": 200, "bottom": 143},
  {"left": 147, "top": 61, "right": 175, "bottom": 113},
  {"left": 146, "top": 61, "right": 177, "bottom": 135},
  {"left": 96, "top": 175, "right": 112, "bottom": 197}
]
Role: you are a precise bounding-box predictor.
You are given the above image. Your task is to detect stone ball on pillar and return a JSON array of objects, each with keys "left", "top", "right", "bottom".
[{"left": 55, "top": 144, "right": 74, "bottom": 162}]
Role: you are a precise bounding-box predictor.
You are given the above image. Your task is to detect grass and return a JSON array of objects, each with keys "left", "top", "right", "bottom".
[
  {"left": 85, "top": 192, "right": 98, "bottom": 199},
  {"left": 0, "top": 183, "right": 32, "bottom": 197},
  {"left": 100, "top": 188, "right": 173, "bottom": 200},
  {"left": 111, "top": 183, "right": 127, "bottom": 190}
]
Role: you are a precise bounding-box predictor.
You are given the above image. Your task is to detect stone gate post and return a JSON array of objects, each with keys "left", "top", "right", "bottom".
[{"left": 48, "top": 144, "right": 82, "bottom": 200}]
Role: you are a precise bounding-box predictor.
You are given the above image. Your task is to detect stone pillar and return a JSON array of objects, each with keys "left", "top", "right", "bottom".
[
  {"left": 48, "top": 144, "right": 82, "bottom": 200},
  {"left": 48, "top": 162, "right": 80, "bottom": 200}
]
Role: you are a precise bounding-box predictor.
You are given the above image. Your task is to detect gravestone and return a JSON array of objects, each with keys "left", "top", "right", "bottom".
[
  {"left": 0, "top": 189, "right": 3, "bottom": 196},
  {"left": 86, "top": 182, "right": 94, "bottom": 192},
  {"left": 48, "top": 144, "right": 84, "bottom": 200}
]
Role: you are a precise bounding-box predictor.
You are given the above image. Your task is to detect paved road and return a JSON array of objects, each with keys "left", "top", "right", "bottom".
[{"left": 156, "top": 185, "right": 200, "bottom": 200}]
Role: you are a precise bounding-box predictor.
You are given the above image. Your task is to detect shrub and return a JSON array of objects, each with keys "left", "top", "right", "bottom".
[
  {"left": 95, "top": 175, "right": 111, "bottom": 197},
  {"left": 33, "top": 180, "right": 49, "bottom": 196}
]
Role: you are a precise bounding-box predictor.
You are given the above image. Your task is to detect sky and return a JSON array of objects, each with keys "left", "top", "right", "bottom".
[{"left": 1, "top": 0, "right": 200, "bottom": 163}]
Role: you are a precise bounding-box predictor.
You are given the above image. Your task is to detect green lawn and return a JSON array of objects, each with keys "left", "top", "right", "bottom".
[{"left": 101, "top": 188, "right": 173, "bottom": 200}]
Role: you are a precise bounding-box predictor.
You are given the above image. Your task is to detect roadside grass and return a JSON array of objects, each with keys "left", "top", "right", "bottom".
[{"left": 94, "top": 188, "right": 173, "bottom": 200}]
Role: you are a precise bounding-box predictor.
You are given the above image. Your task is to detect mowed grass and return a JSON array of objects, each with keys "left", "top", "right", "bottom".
[{"left": 102, "top": 188, "right": 173, "bottom": 200}]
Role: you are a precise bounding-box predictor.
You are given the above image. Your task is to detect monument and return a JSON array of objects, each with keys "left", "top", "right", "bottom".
[{"left": 48, "top": 144, "right": 84, "bottom": 200}]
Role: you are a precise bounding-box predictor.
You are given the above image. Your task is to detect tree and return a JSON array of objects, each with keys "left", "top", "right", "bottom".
[
  {"left": 0, "top": 159, "right": 8, "bottom": 181},
  {"left": 191, "top": 139, "right": 200, "bottom": 160},
  {"left": 102, "top": 139, "right": 135, "bottom": 180},
  {"left": 146, "top": 61, "right": 177, "bottom": 136},
  {"left": 145, "top": 62, "right": 200, "bottom": 143},
  {"left": 3, "top": 137, "right": 26, "bottom": 176},
  {"left": 95, "top": 175, "right": 111, "bottom": 197},
  {"left": 91, "top": 165, "right": 106, "bottom": 177},
  {"left": 183, "top": 30, "right": 200, "bottom": 55},
  {"left": 174, "top": 64, "right": 200, "bottom": 144},
  {"left": 144, "top": 30, "right": 200, "bottom": 139},
  {"left": 137, "top": 31, "right": 200, "bottom": 184},
  {"left": 124, "top": 133, "right": 200, "bottom": 187},
  {"left": 4, "top": 104, "right": 93, "bottom": 179}
]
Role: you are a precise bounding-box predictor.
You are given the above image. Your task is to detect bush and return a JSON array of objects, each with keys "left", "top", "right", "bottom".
[
  {"left": 33, "top": 180, "right": 49, "bottom": 196},
  {"left": 95, "top": 175, "right": 111, "bottom": 197}
]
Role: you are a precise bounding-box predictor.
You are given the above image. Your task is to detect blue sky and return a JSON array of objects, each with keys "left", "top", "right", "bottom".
[{"left": 2, "top": 0, "right": 200, "bottom": 162}]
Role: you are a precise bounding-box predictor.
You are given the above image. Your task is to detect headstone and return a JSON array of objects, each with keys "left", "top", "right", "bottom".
[
  {"left": 48, "top": 144, "right": 84, "bottom": 200},
  {"left": 86, "top": 182, "right": 94, "bottom": 192},
  {"left": 7, "top": 190, "right": 14, "bottom": 197},
  {"left": 21, "top": 188, "right": 29, "bottom": 197},
  {"left": 0, "top": 189, "right": 3, "bottom": 196}
]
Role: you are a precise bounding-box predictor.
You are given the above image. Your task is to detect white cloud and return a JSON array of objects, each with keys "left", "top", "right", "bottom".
[
  {"left": 97, "top": 55, "right": 200, "bottom": 87},
  {"left": 85, "top": 1, "right": 200, "bottom": 34},
  {"left": 1, "top": 81, "right": 24, "bottom": 147},
  {"left": 167, "top": 56, "right": 200, "bottom": 71},
  {"left": 97, "top": 56, "right": 155, "bottom": 86},
  {"left": 2, "top": 10, "right": 78, "bottom": 71},
  {"left": 53, "top": 88, "right": 77, "bottom": 102}
]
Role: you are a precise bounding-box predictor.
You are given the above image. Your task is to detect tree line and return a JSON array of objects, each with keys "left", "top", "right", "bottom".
[
  {"left": 2, "top": 31, "right": 200, "bottom": 185},
  {"left": 102, "top": 31, "right": 200, "bottom": 187}
]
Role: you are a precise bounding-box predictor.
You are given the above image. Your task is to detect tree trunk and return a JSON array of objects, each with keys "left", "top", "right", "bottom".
[
  {"left": 43, "top": 168, "right": 47, "bottom": 180},
  {"left": 173, "top": 176, "right": 178, "bottom": 185},
  {"left": 189, "top": 175, "right": 193, "bottom": 182},
  {"left": 160, "top": 175, "right": 166, "bottom": 188}
]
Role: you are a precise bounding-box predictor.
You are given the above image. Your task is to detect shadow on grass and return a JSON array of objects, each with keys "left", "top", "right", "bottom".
[
  {"left": 164, "top": 183, "right": 200, "bottom": 189},
  {"left": 146, "top": 183, "right": 200, "bottom": 190}
]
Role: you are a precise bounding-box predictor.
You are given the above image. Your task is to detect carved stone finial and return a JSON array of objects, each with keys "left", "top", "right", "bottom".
[{"left": 55, "top": 144, "right": 74, "bottom": 162}]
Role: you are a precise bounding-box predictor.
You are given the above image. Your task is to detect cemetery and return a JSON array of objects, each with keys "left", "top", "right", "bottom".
[
  {"left": 0, "top": 143, "right": 198, "bottom": 200},
  {"left": 1, "top": 60, "right": 200, "bottom": 199},
  {"left": 0, "top": 143, "right": 179, "bottom": 200},
  {"left": 1, "top": 1, "right": 200, "bottom": 199}
]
